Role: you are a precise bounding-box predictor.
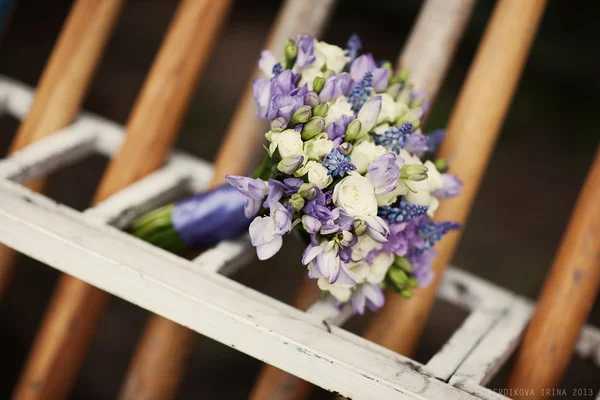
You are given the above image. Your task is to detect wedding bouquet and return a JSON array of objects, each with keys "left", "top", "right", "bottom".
[{"left": 132, "top": 34, "right": 462, "bottom": 315}]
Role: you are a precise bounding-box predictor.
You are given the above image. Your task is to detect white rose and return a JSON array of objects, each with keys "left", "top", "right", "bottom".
[
  {"left": 296, "top": 160, "right": 333, "bottom": 189},
  {"left": 376, "top": 94, "right": 401, "bottom": 125},
  {"left": 324, "top": 97, "right": 354, "bottom": 126},
  {"left": 350, "top": 142, "right": 387, "bottom": 174},
  {"left": 314, "top": 41, "right": 349, "bottom": 73},
  {"left": 304, "top": 137, "right": 334, "bottom": 160},
  {"left": 298, "top": 66, "right": 323, "bottom": 89},
  {"left": 317, "top": 278, "right": 352, "bottom": 302},
  {"left": 367, "top": 252, "right": 394, "bottom": 284},
  {"left": 352, "top": 235, "right": 381, "bottom": 262},
  {"left": 269, "top": 129, "right": 305, "bottom": 158},
  {"left": 333, "top": 171, "right": 378, "bottom": 218}
]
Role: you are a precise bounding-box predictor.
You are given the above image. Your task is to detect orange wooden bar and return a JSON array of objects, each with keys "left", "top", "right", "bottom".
[
  {"left": 362, "top": 0, "right": 547, "bottom": 357},
  {"left": 12, "top": 1, "right": 232, "bottom": 399},
  {"left": 249, "top": 1, "right": 477, "bottom": 399},
  {"left": 0, "top": 0, "right": 124, "bottom": 303},
  {"left": 506, "top": 148, "right": 600, "bottom": 399},
  {"left": 118, "top": 2, "right": 338, "bottom": 399}
]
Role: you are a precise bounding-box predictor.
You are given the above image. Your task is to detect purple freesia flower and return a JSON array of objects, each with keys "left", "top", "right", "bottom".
[
  {"left": 351, "top": 283, "right": 385, "bottom": 315},
  {"left": 319, "top": 72, "right": 351, "bottom": 102},
  {"left": 302, "top": 215, "right": 322, "bottom": 244},
  {"left": 271, "top": 69, "right": 299, "bottom": 96},
  {"left": 303, "top": 187, "right": 332, "bottom": 222},
  {"left": 264, "top": 178, "right": 303, "bottom": 208},
  {"left": 325, "top": 114, "right": 354, "bottom": 140},
  {"left": 356, "top": 96, "right": 382, "bottom": 134},
  {"left": 405, "top": 132, "right": 429, "bottom": 155},
  {"left": 432, "top": 174, "right": 463, "bottom": 198},
  {"left": 349, "top": 54, "right": 389, "bottom": 92},
  {"left": 320, "top": 207, "right": 354, "bottom": 235},
  {"left": 248, "top": 201, "right": 292, "bottom": 260},
  {"left": 303, "top": 241, "right": 356, "bottom": 284},
  {"left": 295, "top": 33, "right": 316, "bottom": 69},
  {"left": 225, "top": 175, "right": 269, "bottom": 217},
  {"left": 267, "top": 94, "right": 303, "bottom": 122},
  {"left": 364, "top": 215, "right": 390, "bottom": 243},
  {"left": 408, "top": 248, "right": 437, "bottom": 287},
  {"left": 367, "top": 152, "right": 403, "bottom": 194}
]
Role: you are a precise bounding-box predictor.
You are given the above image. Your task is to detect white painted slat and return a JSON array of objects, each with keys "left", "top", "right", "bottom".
[
  {"left": 424, "top": 307, "right": 506, "bottom": 381},
  {"left": 84, "top": 165, "right": 192, "bottom": 228},
  {"left": 192, "top": 237, "right": 253, "bottom": 275},
  {"left": 452, "top": 380, "right": 510, "bottom": 400},
  {"left": 450, "top": 296, "right": 533, "bottom": 386},
  {"left": 306, "top": 298, "right": 353, "bottom": 327},
  {"left": 0, "top": 122, "right": 97, "bottom": 183},
  {"left": 0, "top": 180, "right": 477, "bottom": 400}
]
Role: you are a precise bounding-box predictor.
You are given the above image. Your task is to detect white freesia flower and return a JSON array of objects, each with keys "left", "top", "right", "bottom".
[
  {"left": 333, "top": 171, "right": 378, "bottom": 218},
  {"left": 376, "top": 94, "right": 401, "bottom": 125},
  {"left": 314, "top": 41, "right": 349, "bottom": 73},
  {"left": 375, "top": 149, "right": 424, "bottom": 206},
  {"left": 351, "top": 235, "right": 381, "bottom": 262},
  {"left": 324, "top": 97, "right": 354, "bottom": 126},
  {"left": 258, "top": 50, "right": 278, "bottom": 77},
  {"left": 367, "top": 252, "right": 394, "bottom": 284},
  {"left": 269, "top": 129, "right": 305, "bottom": 159},
  {"left": 317, "top": 278, "right": 353, "bottom": 302},
  {"left": 296, "top": 160, "right": 333, "bottom": 189},
  {"left": 304, "top": 137, "right": 334, "bottom": 160},
  {"left": 350, "top": 141, "right": 387, "bottom": 174}
]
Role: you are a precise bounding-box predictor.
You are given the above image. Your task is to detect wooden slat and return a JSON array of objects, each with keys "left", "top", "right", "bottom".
[
  {"left": 249, "top": 1, "right": 476, "bottom": 399},
  {"left": 118, "top": 1, "right": 338, "bottom": 399},
  {"left": 361, "top": 0, "right": 547, "bottom": 359},
  {"left": 0, "top": 0, "right": 124, "bottom": 303},
  {"left": 12, "top": 1, "right": 232, "bottom": 399},
  {"left": 506, "top": 148, "right": 600, "bottom": 399}
]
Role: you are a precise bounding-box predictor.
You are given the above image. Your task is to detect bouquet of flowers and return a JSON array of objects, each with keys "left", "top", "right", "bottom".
[{"left": 132, "top": 34, "right": 462, "bottom": 315}]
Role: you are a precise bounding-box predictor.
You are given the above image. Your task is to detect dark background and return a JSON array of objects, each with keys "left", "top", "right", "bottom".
[{"left": 0, "top": 0, "right": 598, "bottom": 399}]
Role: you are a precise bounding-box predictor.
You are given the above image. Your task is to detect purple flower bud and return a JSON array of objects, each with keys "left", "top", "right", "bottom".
[
  {"left": 432, "top": 174, "right": 463, "bottom": 198},
  {"left": 277, "top": 155, "right": 304, "bottom": 174},
  {"left": 270, "top": 117, "right": 287, "bottom": 132},
  {"left": 252, "top": 78, "right": 271, "bottom": 118},
  {"left": 304, "top": 91, "right": 319, "bottom": 108},
  {"left": 405, "top": 132, "right": 429, "bottom": 155},
  {"left": 350, "top": 54, "right": 377, "bottom": 83},
  {"left": 364, "top": 215, "right": 390, "bottom": 243},
  {"left": 302, "top": 215, "right": 322, "bottom": 234},
  {"left": 295, "top": 34, "right": 316, "bottom": 69},
  {"left": 357, "top": 96, "right": 382, "bottom": 137},
  {"left": 325, "top": 114, "right": 354, "bottom": 141},
  {"left": 371, "top": 67, "right": 389, "bottom": 92},
  {"left": 319, "top": 73, "right": 351, "bottom": 103},
  {"left": 368, "top": 152, "right": 403, "bottom": 194},
  {"left": 339, "top": 142, "right": 352, "bottom": 156}
]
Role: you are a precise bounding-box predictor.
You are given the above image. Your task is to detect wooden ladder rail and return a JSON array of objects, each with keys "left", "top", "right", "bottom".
[
  {"left": 249, "top": 1, "right": 477, "bottom": 399},
  {"left": 506, "top": 149, "right": 600, "bottom": 399},
  {"left": 12, "top": 1, "right": 232, "bottom": 399},
  {"left": 362, "top": 0, "right": 547, "bottom": 357},
  {"left": 0, "top": 0, "right": 124, "bottom": 303},
  {"left": 117, "top": 1, "right": 338, "bottom": 399}
]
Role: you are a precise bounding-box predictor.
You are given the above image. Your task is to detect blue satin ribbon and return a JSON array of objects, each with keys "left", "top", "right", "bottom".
[{"left": 171, "top": 184, "right": 250, "bottom": 248}]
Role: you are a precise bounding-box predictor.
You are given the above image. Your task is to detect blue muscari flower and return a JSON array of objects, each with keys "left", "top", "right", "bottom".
[
  {"left": 348, "top": 71, "right": 373, "bottom": 112},
  {"left": 417, "top": 220, "right": 460, "bottom": 252},
  {"left": 272, "top": 62, "right": 283, "bottom": 76},
  {"left": 322, "top": 150, "right": 357, "bottom": 178},
  {"left": 378, "top": 198, "right": 428, "bottom": 223},
  {"left": 345, "top": 34, "right": 362, "bottom": 63},
  {"left": 372, "top": 122, "right": 413, "bottom": 154},
  {"left": 426, "top": 129, "right": 445, "bottom": 153}
]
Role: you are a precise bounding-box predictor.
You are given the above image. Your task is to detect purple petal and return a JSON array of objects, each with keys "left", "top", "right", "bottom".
[
  {"left": 350, "top": 54, "right": 376, "bottom": 82},
  {"left": 371, "top": 68, "right": 389, "bottom": 92},
  {"left": 252, "top": 78, "right": 271, "bottom": 118},
  {"left": 302, "top": 243, "right": 323, "bottom": 265},
  {"left": 432, "top": 174, "right": 463, "bottom": 198},
  {"left": 357, "top": 96, "right": 381, "bottom": 134}
]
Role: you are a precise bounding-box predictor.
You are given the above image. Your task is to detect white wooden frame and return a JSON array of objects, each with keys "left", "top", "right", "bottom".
[{"left": 1, "top": 76, "right": 599, "bottom": 399}]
